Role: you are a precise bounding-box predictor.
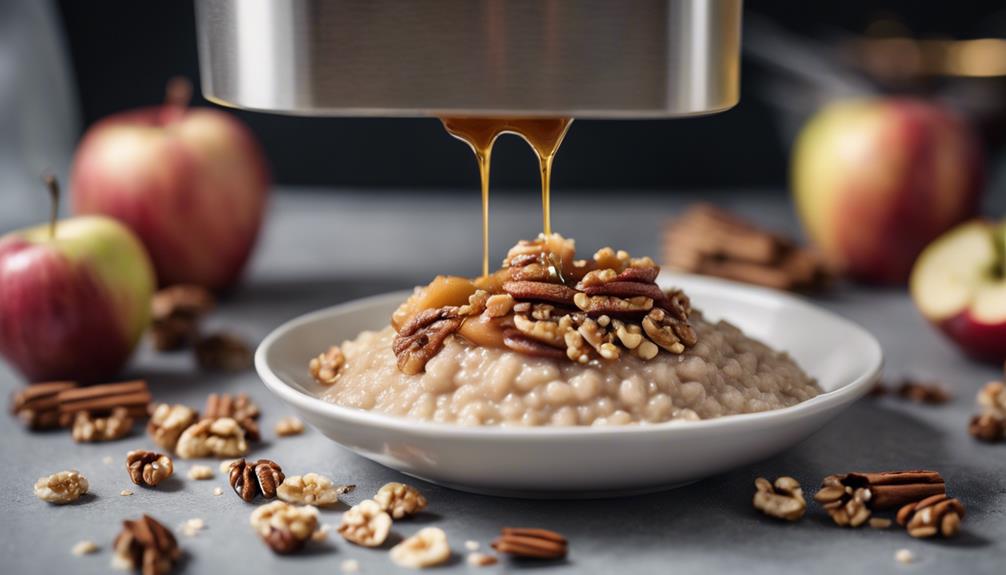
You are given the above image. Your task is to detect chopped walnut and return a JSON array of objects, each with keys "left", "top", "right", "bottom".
[
  {"left": 374, "top": 482, "right": 428, "bottom": 519},
  {"left": 275, "top": 416, "right": 305, "bottom": 437},
  {"left": 897, "top": 494, "right": 965, "bottom": 538},
  {"left": 573, "top": 292, "right": 653, "bottom": 316},
  {"left": 277, "top": 473, "right": 355, "bottom": 506},
  {"left": 147, "top": 403, "right": 199, "bottom": 452},
  {"left": 175, "top": 417, "right": 248, "bottom": 459},
  {"left": 72, "top": 540, "right": 99, "bottom": 556},
  {"left": 338, "top": 499, "right": 392, "bottom": 547},
  {"left": 577, "top": 316, "right": 621, "bottom": 360},
  {"left": 978, "top": 380, "right": 1006, "bottom": 414},
  {"left": 309, "top": 346, "right": 345, "bottom": 386},
  {"left": 229, "top": 459, "right": 284, "bottom": 502},
  {"left": 204, "top": 393, "right": 260, "bottom": 441},
  {"left": 390, "top": 527, "right": 451, "bottom": 569},
  {"left": 179, "top": 518, "right": 206, "bottom": 537},
  {"left": 641, "top": 307, "right": 697, "bottom": 354},
  {"left": 34, "top": 470, "right": 88, "bottom": 504},
  {"left": 753, "top": 476, "right": 806, "bottom": 521},
  {"left": 484, "top": 293, "right": 516, "bottom": 318},
  {"left": 112, "top": 514, "right": 180, "bottom": 575},
  {"left": 467, "top": 552, "right": 498, "bottom": 566},
  {"left": 513, "top": 312, "right": 567, "bottom": 349},
  {"left": 72, "top": 408, "right": 133, "bottom": 442},
  {"left": 187, "top": 465, "right": 214, "bottom": 480},
  {"left": 249, "top": 501, "right": 320, "bottom": 555},
  {"left": 126, "top": 450, "right": 174, "bottom": 487}
]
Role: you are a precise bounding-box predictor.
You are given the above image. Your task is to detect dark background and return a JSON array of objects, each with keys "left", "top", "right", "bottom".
[{"left": 56, "top": 1, "right": 1006, "bottom": 191}]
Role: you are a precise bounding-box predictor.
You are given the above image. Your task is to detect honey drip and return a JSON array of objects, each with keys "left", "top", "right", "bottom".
[{"left": 441, "top": 117, "right": 573, "bottom": 276}]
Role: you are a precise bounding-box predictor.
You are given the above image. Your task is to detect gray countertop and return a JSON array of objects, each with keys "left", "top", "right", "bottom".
[{"left": 1, "top": 188, "right": 1003, "bottom": 574}]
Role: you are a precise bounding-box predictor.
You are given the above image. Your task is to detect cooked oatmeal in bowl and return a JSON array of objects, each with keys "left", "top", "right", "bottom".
[{"left": 313, "top": 234, "right": 821, "bottom": 426}]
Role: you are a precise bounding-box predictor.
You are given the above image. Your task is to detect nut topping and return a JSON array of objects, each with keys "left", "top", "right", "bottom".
[
  {"left": 504, "top": 280, "right": 578, "bottom": 306},
  {"left": 309, "top": 346, "right": 346, "bottom": 386},
  {"left": 112, "top": 514, "right": 180, "bottom": 575},
  {"left": 72, "top": 407, "right": 133, "bottom": 442},
  {"left": 249, "top": 501, "right": 319, "bottom": 554},
  {"left": 126, "top": 450, "right": 174, "bottom": 487},
  {"left": 390, "top": 527, "right": 451, "bottom": 569},
  {"left": 277, "top": 473, "right": 355, "bottom": 506},
  {"left": 228, "top": 459, "right": 284, "bottom": 502},
  {"left": 753, "top": 476, "right": 806, "bottom": 521},
  {"left": 34, "top": 470, "right": 88, "bottom": 504},
  {"left": 175, "top": 417, "right": 249, "bottom": 459},
  {"left": 338, "top": 499, "right": 392, "bottom": 547},
  {"left": 504, "top": 329, "right": 568, "bottom": 360},
  {"left": 641, "top": 307, "right": 697, "bottom": 354},
  {"left": 393, "top": 306, "right": 464, "bottom": 375},
  {"left": 492, "top": 528, "right": 568, "bottom": 559},
  {"left": 896, "top": 494, "right": 965, "bottom": 538},
  {"left": 147, "top": 403, "right": 199, "bottom": 452},
  {"left": 573, "top": 292, "right": 653, "bottom": 316},
  {"left": 374, "top": 482, "right": 428, "bottom": 519}
]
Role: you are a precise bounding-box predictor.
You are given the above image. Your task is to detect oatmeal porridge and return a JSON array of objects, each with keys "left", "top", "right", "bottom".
[{"left": 314, "top": 234, "right": 820, "bottom": 426}]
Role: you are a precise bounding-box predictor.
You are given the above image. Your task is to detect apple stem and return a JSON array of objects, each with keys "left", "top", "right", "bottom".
[
  {"left": 41, "top": 173, "right": 60, "bottom": 239},
  {"left": 165, "top": 77, "right": 192, "bottom": 110}
]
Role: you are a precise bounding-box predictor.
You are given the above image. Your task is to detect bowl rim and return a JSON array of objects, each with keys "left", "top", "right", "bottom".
[{"left": 254, "top": 274, "right": 883, "bottom": 439}]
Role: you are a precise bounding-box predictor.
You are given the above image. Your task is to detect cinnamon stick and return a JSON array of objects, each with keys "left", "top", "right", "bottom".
[
  {"left": 56, "top": 380, "right": 152, "bottom": 422},
  {"left": 9, "top": 381, "right": 78, "bottom": 430}
]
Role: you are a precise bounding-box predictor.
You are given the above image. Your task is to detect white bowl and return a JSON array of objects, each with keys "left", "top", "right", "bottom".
[{"left": 255, "top": 274, "right": 882, "bottom": 497}]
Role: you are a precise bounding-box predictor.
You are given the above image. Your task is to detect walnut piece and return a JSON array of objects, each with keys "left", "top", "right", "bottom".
[
  {"left": 187, "top": 465, "right": 214, "bottom": 480},
  {"left": 277, "top": 473, "right": 355, "bottom": 506},
  {"left": 275, "top": 416, "right": 305, "bottom": 437},
  {"left": 34, "top": 470, "right": 88, "bottom": 503},
  {"left": 112, "top": 514, "right": 180, "bottom": 575},
  {"left": 72, "top": 408, "right": 133, "bottom": 442},
  {"left": 390, "top": 527, "right": 451, "bottom": 569},
  {"left": 250, "top": 501, "right": 319, "bottom": 554},
  {"left": 150, "top": 284, "right": 214, "bottom": 351},
  {"left": 374, "top": 482, "right": 428, "bottom": 519},
  {"left": 147, "top": 403, "right": 199, "bottom": 451},
  {"left": 195, "top": 332, "right": 252, "bottom": 372},
  {"left": 641, "top": 307, "right": 697, "bottom": 354},
  {"left": 969, "top": 412, "right": 1005, "bottom": 442},
  {"left": 338, "top": 499, "right": 392, "bottom": 547},
  {"left": 977, "top": 380, "right": 1006, "bottom": 414},
  {"left": 126, "top": 450, "right": 174, "bottom": 487},
  {"left": 204, "top": 393, "right": 260, "bottom": 441},
  {"left": 753, "top": 476, "right": 806, "bottom": 521},
  {"left": 175, "top": 417, "right": 248, "bottom": 459},
  {"left": 896, "top": 493, "right": 965, "bottom": 538},
  {"left": 229, "top": 459, "right": 284, "bottom": 502},
  {"left": 310, "top": 346, "right": 345, "bottom": 386}
]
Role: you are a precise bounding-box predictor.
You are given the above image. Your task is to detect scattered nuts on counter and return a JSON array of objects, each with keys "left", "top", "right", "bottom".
[
  {"left": 10, "top": 381, "right": 78, "bottom": 430},
  {"left": 374, "top": 481, "right": 428, "bottom": 519},
  {"left": 71, "top": 540, "right": 98, "bottom": 556},
  {"left": 33, "top": 470, "right": 88, "bottom": 504},
  {"left": 219, "top": 459, "right": 240, "bottom": 473},
  {"left": 465, "top": 540, "right": 480, "bottom": 551},
  {"left": 340, "top": 559, "right": 360, "bottom": 573},
  {"left": 102, "top": 455, "right": 115, "bottom": 465},
  {"left": 147, "top": 403, "right": 199, "bottom": 452},
  {"left": 186, "top": 465, "right": 214, "bottom": 480},
  {"left": 195, "top": 332, "right": 253, "bottom": 372},
  {"left": 969, "top": 412, "right": 1005, "bottom": 442},
  {"left": 492, "top": 528, "right": 568, "bottom": 559},
  {"left": 814, "top": 470, "right": 946, "bottom": 527},
  {"left": 112, "top": 514, "right": 180, "bottom": 575},
  {"left": 338, "top": 499, "right": 392, "bottom": 547},
  {"left": 249, "top": 501, "right": 319, "bottom": 555},
  {"left": 752, "top": 476, "right": 806, "bottom": 521},
  {"left": 175, "top": 417, "right": 249, "bottom": 459},
  {"left": 126, "top": 450, "right": 174, "bottom": 487},
  {"left": 390, "top": 527, "right": 452, "bottom": 569},
  {"left": 120, "top": 489, "right": 134, "bottom": 497},
  {"left": 977, "top": 380, "right": 1006, "bottom": 413},
  {"left": 896, "top": 494, "right": 965, "bottom": 538},
  {"left": 869, "top": 518, "right": 892, "bottom": 529},
  {"left": 150, "top": 284, "right": 215, "bottom": 351},
  {"left": 894, "top": 379, "right": 951, "bottom": 405},
  {"left": 467, "top": 552, "right": 498, "bottom": 567},
  {"left": 228, "top": 458, "right": 284, "bottom": 502},
  {"left": 895, "top": 548, "right": 915, "bottom": 564},
  {"left": 275, "top": 416, "right": 304, "bottom": 437},
  {"left": 72, "top": 408, "right": 133, "bottom": 442},
  {"left": 309, "top": 346, "right": 345, "bottom": 386},
  {"left": 277, "top": 473, "right": 354, "bottom": 506},
  {"left": 179, "top": 518, "right": 206, "bottom": 537},
  {"left": 212, "top": 487, "right": 223, "bottom": 497},
  {"left": 204, "top": 393, "right": 261, "bottom": 440}
]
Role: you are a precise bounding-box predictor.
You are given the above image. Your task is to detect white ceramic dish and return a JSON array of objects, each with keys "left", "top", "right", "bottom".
[{"left": 255, "top": 274, "right": 882, "bottom": 498}]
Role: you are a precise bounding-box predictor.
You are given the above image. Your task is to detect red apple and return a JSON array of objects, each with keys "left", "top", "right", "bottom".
[
  {"left": 910, "top": 219, "right": 1006, "bottom": 363},
  {"left": 0, "top": 177, "right": 155, "bottom": 382},
  {"left": 71, "top": 78, "right": 269, "bottom": 291},
  {"left": 792, "top": 98, "right": 983, "bottom": 284}
]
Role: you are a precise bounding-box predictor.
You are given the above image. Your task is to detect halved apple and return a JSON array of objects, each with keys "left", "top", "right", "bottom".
[{"left": 910, "top": 219, "right": 1006, "bottom": 362}]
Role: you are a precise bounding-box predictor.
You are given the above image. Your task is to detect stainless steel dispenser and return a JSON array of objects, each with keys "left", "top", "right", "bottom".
[{"left": 195, "top": 0, "right": 742, "bottom": 118}]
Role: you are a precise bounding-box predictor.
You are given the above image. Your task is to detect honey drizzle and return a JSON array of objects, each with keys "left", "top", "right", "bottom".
[{"left": 440, "top": 117, "right": 573, "bottom": 276}]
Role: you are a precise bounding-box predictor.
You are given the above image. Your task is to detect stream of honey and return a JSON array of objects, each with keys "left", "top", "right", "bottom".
[{"left": 441, "top": 118, "right": 573, "bottom": 276}]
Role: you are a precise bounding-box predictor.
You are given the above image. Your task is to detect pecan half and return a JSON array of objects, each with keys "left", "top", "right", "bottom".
[
  {"left": 126, "top": 450, "right": 174, "bottom": 487},
  {"left": 616, "top": 264, "right": 659, "bottom": 283},
  {"left": 580, "top": 280, "right": 665, "bottom": 300},
  {"left": 504, "top": 329, "right": 567, "bottom": 360},
  {"left": 641, "top": 307, "right": 696, "bottom": 354},
  {"left": 896, "top": 494, "right": 965, "bottom": 538},
  {"left": 573, "top": 293, "right": 653, "bottom": 317},
  {"left": 229, "top": 459, "right": 284, "bottom": 502},
  {"left": 969, "top": 413, "right": 1005, "bottom": 442},
  {"left": 393, "top": 307, "right": 464, "bottom": 375},
  {"left": 112, "top": 514, "right": 181, "bottom": 575},
  {"left": 503, "top": 281, "right": 578, "bottom": 306},
  {"left": 492, "top": 528, "right": 567, "bottom": 559}
]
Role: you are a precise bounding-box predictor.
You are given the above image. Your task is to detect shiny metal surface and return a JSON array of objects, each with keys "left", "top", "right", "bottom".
[{"left": 195, "top": 0, "right": 742, "bottom": 118}]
